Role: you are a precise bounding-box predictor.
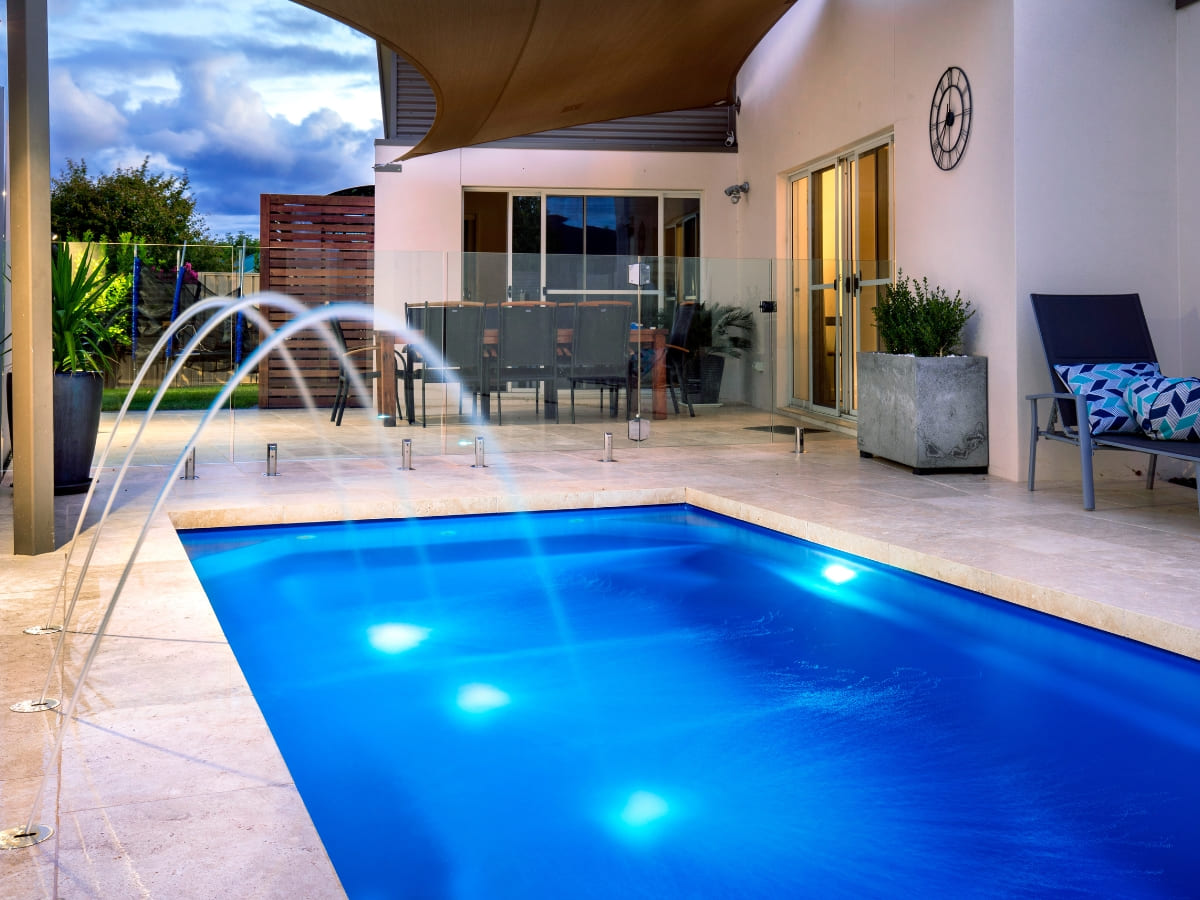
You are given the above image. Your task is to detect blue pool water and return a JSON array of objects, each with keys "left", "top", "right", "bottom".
[{"left": 180, "top": 505, "right": 1200, "bottom": 899}]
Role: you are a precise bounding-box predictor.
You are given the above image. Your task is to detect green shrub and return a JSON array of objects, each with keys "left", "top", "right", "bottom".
[
  {"left": 874, "top": 270, "right": 974, "bottom": 357},
  {"left": 51, "top": 242, "right": 128, "bottom": 375}
]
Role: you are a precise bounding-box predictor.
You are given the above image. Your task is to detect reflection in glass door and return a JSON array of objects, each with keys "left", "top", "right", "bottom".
[
  {"left": 851, "top": 145, "right": 891, "bottom": 410},
  {"left": 510, "top": 195, "right": 541, "bottom": 302},
  {"left": 463, "top": 190, "right": 508, "bottom": 302},
  {"left": 789, "top": 140, "right": 891, "bottom": 417},
  {"left": 465, "top": 192, "right": 699, "bottom": 324}
]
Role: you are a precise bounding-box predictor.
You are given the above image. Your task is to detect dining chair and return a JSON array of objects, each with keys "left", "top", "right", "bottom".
[
  {"left": 406, "top": 301, "right": 486, "bottom": 427},
  {"left": 663, "top": 301, "right": 697, "bottom": 417},
  {"left": 494, "top": 301, "right": 558, "bottom": 424},
  {"left": 329, "top": 314, "right": 384, "bottom": 426},
  {"left": 563, "top": 301, "right": 634, "bottom": 422}
]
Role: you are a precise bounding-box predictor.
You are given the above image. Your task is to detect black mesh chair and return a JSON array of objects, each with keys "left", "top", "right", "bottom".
[
  {"left": 1028, "top": 292, "right": 1200, "bottom": 512},
  {"left": 493, "top": 301, "right": 558, "bottom": 424},
  {"left": 405, "top": 302, "right": 486, "bottom": 427},
  {"left": 563, "top": 301, "right": 634, "bottom": 422},
  {"left": 664, "top": 301, "right": 697, "bottom": 417},
  {"left": 329, "top": 315, "right": 383, "bottom": 426}
]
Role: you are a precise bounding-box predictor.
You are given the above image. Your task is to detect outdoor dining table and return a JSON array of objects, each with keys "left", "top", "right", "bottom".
[{"left": 376, "top": 322, "right": 669, "bottom": 424}]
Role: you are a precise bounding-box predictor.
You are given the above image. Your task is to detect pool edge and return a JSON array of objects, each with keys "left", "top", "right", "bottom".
[{"left": 168, "top": 486, "right": 1200, "bottom": 664}]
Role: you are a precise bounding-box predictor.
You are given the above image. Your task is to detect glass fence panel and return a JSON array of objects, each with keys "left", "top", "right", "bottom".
[
  {"left": 36, "top": 248, "right": 896, "bottom": 476},
  {"left": 365, "top": 252, "right": 794, "bottom": 458},
  {"left": 10, "top": 241, "right": 256, "bottom": 477}
]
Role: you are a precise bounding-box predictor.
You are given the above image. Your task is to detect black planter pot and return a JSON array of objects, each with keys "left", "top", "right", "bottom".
[
  {"left": 53, "top": 372, "right": 104, "bottom": 494},
  {"left": 686, "top": 355, "right": 726, "bottom": 404},
  {"left": 6, "top": 370, "right": 103, "bottom": 493}
]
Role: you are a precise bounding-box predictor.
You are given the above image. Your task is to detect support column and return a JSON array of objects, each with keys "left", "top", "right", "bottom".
[{"left": 8, "top": 0, "right": 56, "bottom": 554}]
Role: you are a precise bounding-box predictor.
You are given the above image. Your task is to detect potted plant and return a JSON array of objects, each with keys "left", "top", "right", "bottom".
[
  {"left": 857, "top": 270, "right": 988, "bottom": 473},
  {"left": 686, "top": 302, "right": 756, "bottom": 404},
  {"left": 50, "top": 242, "right": 126, "bottom": 493}
]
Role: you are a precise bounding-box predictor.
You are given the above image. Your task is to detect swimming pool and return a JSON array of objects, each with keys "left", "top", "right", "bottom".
[{"left": 181, "top": 504, "right": 1200, "bottom": 899}]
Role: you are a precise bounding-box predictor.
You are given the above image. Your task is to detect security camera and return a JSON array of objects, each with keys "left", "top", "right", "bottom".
[
  {"left": 723, "top": 185, "right": 737, "bottom": 197},
  {"left": 724, "top": 132, "right": 736, "bottom": 148}
]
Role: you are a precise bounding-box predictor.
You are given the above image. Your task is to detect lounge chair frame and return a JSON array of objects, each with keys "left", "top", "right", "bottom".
[{"left": 1027, "top": 292, "right": 1200, "bottom": 512}]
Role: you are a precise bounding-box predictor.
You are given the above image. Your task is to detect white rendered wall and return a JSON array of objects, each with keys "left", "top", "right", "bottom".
[
  {"left": 736, "top": 0, "right": 1019, "bottom": 477},
  {"left": 1179, "top": 5, "right": 1200, "bottom": 389},
  {"left": 373, "top": 145, "right": 738, "bottom": 325},
  {"left": 1013, "top": 0, "right": 1185, "bottom": 484}
]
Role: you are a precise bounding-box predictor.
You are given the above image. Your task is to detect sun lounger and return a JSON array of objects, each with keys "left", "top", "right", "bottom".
[{"left": 1027, "top": 292, "right": 1200, "bottom": 512}]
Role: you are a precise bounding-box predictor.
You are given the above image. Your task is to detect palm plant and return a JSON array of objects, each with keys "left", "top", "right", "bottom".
[
  {"left": 688, "top": 302, "right": 756, "bottom": 359},
  {"left": 51, "top": 243, "right": 127, "bottom": 376}
]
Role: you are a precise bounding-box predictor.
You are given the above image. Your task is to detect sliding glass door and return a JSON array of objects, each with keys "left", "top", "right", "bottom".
[
  {"left": 463, "top": 190, "right": 699, "bottom": 322},
  {"left": 789, "top": 139, "right": 892, "bottom": 417}
]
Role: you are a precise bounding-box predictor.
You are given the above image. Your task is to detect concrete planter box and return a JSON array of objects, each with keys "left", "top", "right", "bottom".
[{"left": 856, "top": 353, "right": 988, "bottom": 474}]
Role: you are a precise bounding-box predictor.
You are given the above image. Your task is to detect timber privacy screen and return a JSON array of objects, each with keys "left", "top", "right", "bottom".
[{"left": 258, "top": 193, "right": 375, "bottom": 409}]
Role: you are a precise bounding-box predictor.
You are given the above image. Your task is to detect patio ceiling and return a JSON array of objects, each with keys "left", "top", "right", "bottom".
[{"left": 296, "top": 0, "right": 797, "bottom": 157}]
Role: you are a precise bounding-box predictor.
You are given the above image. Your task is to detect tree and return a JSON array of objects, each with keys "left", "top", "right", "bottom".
[
  {"left": 187, "top": 232, "right": 261, "bottom": 274},
  {"left": 51, "top": 158, "right": 209, "bottom": 248}
]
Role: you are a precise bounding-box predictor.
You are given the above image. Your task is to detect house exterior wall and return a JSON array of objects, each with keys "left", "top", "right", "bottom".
[
  {"left": 372, "top": 145, "right": 738, "bottom": 324},
  {"left": 735, "top": 0, "right": 1019, "bottom": 477},
  {"left": 1013, "top": 0, "right": 1187, "bottom": 482},
  {"left": 1178, "top": 4, "right": 1200, "bottom": 390},
  {"left": 735, "top": 0, "right": 1192, "bottom": 484}
]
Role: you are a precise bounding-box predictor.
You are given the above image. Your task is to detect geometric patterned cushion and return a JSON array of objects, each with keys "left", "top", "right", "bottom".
[
  {"left": 1054, "top": 362, "right": 1161, "bottom": 434},
  {"left": 1124, "top": 376, "right": 1193, "bottom": 435},
  {"left": 1142, "top": 379, "right": 1200, "bottom": 440}
]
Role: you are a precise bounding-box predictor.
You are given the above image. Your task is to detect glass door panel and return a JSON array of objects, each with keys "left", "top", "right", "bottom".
[
  {"left": 790, "top": 176, "right": 810, "bottom": 405},
  {"left": 849, "top": 143, "right": 891, "bottom": 409},
  {"left": 463, "top": 190, "right": 508, "bottom": 303},
  {"left": 543, "top": 194, "right": 582, "bottom": 293},
  {"left": 663, "top": 196, "right": 700, "bottom": 329},
  {"left": 810, "top": 165, "right": 838, "bottom": 411},
  {"left": 511, "top": 195, "right": 542, "bottom": 301},
  {"left": 464, "top": 190, "right": 694, "bottom": 340},
  {"left": 789, "top": 139, "right": 892, "bottom": 418}
]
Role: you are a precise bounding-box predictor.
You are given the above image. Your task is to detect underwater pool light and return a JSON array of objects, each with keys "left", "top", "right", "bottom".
[
  {"left": 620, "top": 790, "right": 669, "bottom": 827},
  {"left": 457, "top": 683, "right": 511, "bottom": 713},
  {"left": 822, "top": 563, "right": 856, "bottom": 585},
  {"left": 367, "top": 623, "right": 431, "bottom": 654}
]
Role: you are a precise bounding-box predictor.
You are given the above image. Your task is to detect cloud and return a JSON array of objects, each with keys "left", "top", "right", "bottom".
[
  {"left": 49, "top": 69, "right": 130, "bottom": 148},
  {"left": 33, "top": 0, "right": 383, "bottom": 237}
]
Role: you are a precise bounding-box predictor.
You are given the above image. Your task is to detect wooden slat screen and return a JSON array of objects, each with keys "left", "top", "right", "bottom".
[{"left": 258, "top": 194, "right": 375, "bottom": 409}]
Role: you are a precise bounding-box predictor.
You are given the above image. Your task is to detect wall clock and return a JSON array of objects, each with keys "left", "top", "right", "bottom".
[{"left": 929, "top": 66, "right": 972, "bottom": 170}]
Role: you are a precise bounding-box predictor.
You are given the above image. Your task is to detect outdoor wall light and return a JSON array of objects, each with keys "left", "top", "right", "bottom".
[
  {"left": 724, "top": 182, "right": 749, "bottom": 204},
  {"left": 373, "top": 156, "right": 404, "bottom": 173}
]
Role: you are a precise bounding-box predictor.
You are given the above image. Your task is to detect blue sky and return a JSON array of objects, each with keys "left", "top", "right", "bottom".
[{"left": 6, "top": 0, "right": 383, "bottom": 238}]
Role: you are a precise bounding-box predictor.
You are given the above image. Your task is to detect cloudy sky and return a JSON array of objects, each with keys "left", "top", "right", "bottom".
[{"left": 9, "top": 0, "right": 383, "bottom": 238}]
